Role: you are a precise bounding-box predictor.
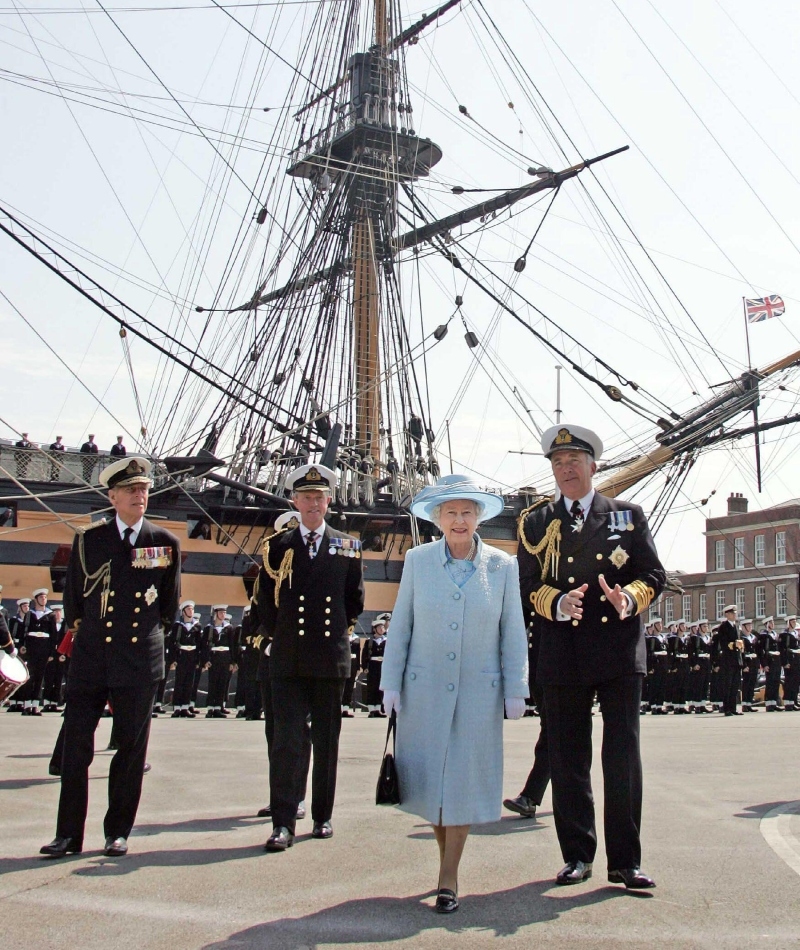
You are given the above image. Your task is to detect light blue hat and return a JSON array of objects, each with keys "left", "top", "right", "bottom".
[{"left": 408, "top": 474, "right": 505, "bottom": 524}]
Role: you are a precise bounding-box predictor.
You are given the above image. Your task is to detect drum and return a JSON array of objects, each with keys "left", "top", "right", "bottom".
[{"left": 0, "top": 652, "right": 29, "bottom": 703}]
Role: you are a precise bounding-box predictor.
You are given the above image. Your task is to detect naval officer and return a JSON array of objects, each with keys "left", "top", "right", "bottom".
[
  {"left": 40, "top": 456, "right": 180, "bottom": 858},
  {"left": 517, "top": 424, "right": 665, "bottom": 889},
  {"left": 257, "top": 464, "right": 364, "bottom": 852}
]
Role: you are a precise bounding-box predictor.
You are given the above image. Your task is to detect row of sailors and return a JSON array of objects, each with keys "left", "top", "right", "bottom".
[{"left": 642, "top": 614, "right": 800, "bottom": 713}]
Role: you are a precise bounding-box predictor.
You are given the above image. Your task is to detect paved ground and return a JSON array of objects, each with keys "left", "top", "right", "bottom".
[{"left": 2, "top": 708, "right": 800, "bottom": 950}]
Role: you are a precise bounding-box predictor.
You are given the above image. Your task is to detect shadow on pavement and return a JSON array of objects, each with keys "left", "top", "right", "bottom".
[
  {"left": 132, "top": 814, "right": 265, "bottom": 836},
  {"left": 734, "top": 801, "right": 792, "bottom": 819},
  {"left": 408, "top": 816, "right": 549, "bottom": 840},
  {"left": 199, "top": 882, "right": 627, "bottom": 948}
]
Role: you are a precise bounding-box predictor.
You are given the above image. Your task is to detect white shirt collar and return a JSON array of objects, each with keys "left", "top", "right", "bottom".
[
  {"left": 298, "top": 521, "right": 325, "bottom": 539},
  {"left": 562, "top": 488, "right": 595, "bottom": 515},
  {"left": 116, "top": 514, "right": 144, "bottom": 544}
]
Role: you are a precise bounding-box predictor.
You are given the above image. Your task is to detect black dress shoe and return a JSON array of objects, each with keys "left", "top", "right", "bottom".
[
  {"left": 143, "top": 763, "right": 152, "bottom": 773},
  {"left": 40, "top": 836, "right": 82, "bottom": 858},
  {"left": 171, "top": 711, "right": 182, "bottom": 718},
  {"left": 104, "top": 836, "right": 128, "bottom": 857},
  {"left": 48, "top": 763, "right": 61, "bottom": 776},
  {"left": 434, "top": 888, "right": 459, "bottom": 913},
  {"left": 341, "top": 710, "right": 354, "bottom": 718},
  {"left": 257, "top": 804, "right": 272, "bottom": 818},
  {"left": 608, "top": 867, "right": 655, "bottom": 889},
  {"left": 556, "top": 860, "right": 593, "bottom": 885},
  {"left": 264, "top": 826, "right": 294, "bottom": 852},
  {"left": 503, "top": 795, "right": 538, "bottom": 819},
  {"left": 311, "top": 820, "right": 333, "bottom": 839},
  {"left": 296, "top": 801, "right": 306, "bottom": 820}
]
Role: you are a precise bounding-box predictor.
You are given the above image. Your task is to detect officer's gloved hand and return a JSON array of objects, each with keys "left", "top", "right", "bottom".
[
  {"left": 504, "top": 697, "right": 526, "bottom": 720},
  {"left": 382, "top": 689, "right": 401, "bottom": 717}
]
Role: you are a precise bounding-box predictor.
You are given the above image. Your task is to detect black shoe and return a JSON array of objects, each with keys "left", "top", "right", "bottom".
[
  {"left": 48, "top": 763, "right": 61, "bottom": 776},
  {"left": 367, "top": 711, "right": 380, "bottom": 718},
  {"left": 143, "top": 763, "right": 152, "bottom": 773},
  {"left": 236, "top": 710, "right": 246, "bottom": 719},
  {"left": 608, "top": 867, "right": 656, "bottom": 889},
  {"left": 171, "top": 711, "right": 182, "bottom": 718},
  {"left": 103, "top": 836, "right": 128, "bottom": 857},
  {"left": 186, "top": 708, "right": 197, "bottom": 718},
  {"left": 205, "top": 710, "right": 216, "bottom": 718},
  {"left": 151, "top": 711, "right": 159, "bottom": 718},
  {"left": 435, "top": 888, "right": 459, "bottom": 913},
  {"left": 31, "top": 708, "right": 43, "bottom": 716},
  {"left": 341, "top": 710, "right": 354, "bottom": 718},
  {"left": 106, "top": 743, "right": 118, "bottom": 751},
  {"left": 40, "top": 836, "right": 82, "bottom": 858},
  {"left": 503, "top": 795, "right": 538, "bottom": 819},
  {"left": 311, "top": 820, "right": 333, "bottom": 839},
  {"left": 556, "top": 860, "right": 593, "bottom": 885},
  {"left": 257, "top": 804, "right": 272, "bottom": 818},
  {"left": 265, "top": 826, "right": 293, "bottom": 852},
  {"left": 296, "top": 801, "right": 306, "bottom": 820}
]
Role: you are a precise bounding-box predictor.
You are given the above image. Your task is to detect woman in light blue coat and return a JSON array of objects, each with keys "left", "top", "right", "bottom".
[{"left": 381, "top": 474, "right": 528, "bottom": 914}]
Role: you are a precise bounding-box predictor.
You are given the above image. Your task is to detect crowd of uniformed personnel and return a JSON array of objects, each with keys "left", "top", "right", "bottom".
[{"left": 3, "top": 586, "right": 392, "bottom": 719}]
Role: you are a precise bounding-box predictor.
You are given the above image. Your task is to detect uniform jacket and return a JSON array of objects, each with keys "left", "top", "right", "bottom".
[
  {"left": 24, "top": 609, "right": 57, "bottom": 655},
  {"left": 517, "top": 493, "right": 666, "bottom": 686},
  {"left": 63, "top": 518, "right": 181, "bottom": 688},
  {"left": 380, "top": 538, "right": 528, "bottom": 826},
  {"left": 256, "top": 522, "right": 365, "bottom": 679},
  {"left": 758, "top": 629, "right": 781, "bottom": 667},
  {"left": 201, "top": 623, "right": 237, "bottom": 665},
  {"left": 167, "top": 619, "right": 203, "bottom": 665},
  {"left": 715, "top": 620, "right": 742, "bottom": 668},
  {"left": 780, "top": 627, "right": 800, "bottom": 667}
]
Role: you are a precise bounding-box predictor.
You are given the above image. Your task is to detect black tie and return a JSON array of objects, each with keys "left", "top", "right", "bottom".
[
  {"left": 570, "top": 500, "right": 582, "bottom": 522},
  {"left": 306, "top": 531, "right": 318, "bottom": 559},
  {"left": 123, "top": 527, "right": 134, "bottom": 549}
]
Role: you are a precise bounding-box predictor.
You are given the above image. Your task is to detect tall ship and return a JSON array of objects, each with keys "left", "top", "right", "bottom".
[{"left": 2, "top": 1, "right": 799, "bottom": 625}]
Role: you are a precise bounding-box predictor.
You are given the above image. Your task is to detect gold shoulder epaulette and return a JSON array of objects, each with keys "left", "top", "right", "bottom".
[
  {"left": 517, "top": 499, "right": 561, "bottom": 581},
  {"left": 77, "top": 518, "right": 108, "bottom": 535},
  {"left": 262, "top": 532, "right": 294, "bottom": 608}
]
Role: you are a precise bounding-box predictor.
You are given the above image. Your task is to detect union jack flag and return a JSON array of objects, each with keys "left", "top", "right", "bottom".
[{"left": 745, "top": 295, "right": 785, "bottom": 323}]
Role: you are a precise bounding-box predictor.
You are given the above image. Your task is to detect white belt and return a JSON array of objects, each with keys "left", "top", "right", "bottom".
[
  {"left": 697, "top": 653, "right": 710, "bottom": 659},
  {"left": 211, "top": 646, "right": 230, "bottom": 652},
  {"left": 179, "top": 645, "right": 197, "bottom": 652},
  {"left": 27, "top": 632, "right": 50, "bottom": 638},
  {"left": 769, "top": 651, "right": 780, "bottom": 656},
  {"left": 370, "top": 656, "right": 384, "bottom": 662},
  {"left": 350, "top": 653, "right": 357, "bottom": 659},
  {"left": 746, "top": 653, "right": 757, "bottom": 658},
  {"left": 791, "top": 649, "right": 800, "bottom": 654},
  {"left": 653, "top": 651, "right": 667, "bottom": 656}
]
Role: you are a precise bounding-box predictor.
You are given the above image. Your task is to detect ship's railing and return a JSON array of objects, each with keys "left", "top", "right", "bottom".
[
  {"left": 288, "top": 97, "right": 400, "bottom": 169},
  {"left": 0, "top": 444, "right": 115, "bottom": 486}
]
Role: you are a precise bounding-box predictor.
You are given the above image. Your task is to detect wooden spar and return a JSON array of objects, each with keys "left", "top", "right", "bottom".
[
  {"left": 594, "top": 445, "right": 675, "bottom": 498},
  {"left": 756, "top": 346, "right": 800, "bottom": 377},
  {"left": 352, "top": 201, "right": 381, "bottom": 462}
]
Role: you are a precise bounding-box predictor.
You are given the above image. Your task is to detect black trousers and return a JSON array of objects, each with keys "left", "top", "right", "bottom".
[
  {"left": 544, "top": 674, "right": 643, "bottom": 870},
  {"left": 720, "top": 664, "right": 742, "bottom": 713},
  {"left": 742, "top": 663, "right": 759, "bottom": 703},
  {"left": 649, "top": 656, "right": 668, "bottom": 707},
  {"left": 765, "top": 661, "right": 782, "bottom": 704},
  {"left": 672, "top": 660, "right": 690, "bottom": 706},
  {"left": 207, "top": 655, "right": 231, "bottom": 708},
  {"left": 172, "top": 654, "right": 197, "bottom": 707},
  {"left": 23, "top": 643, "right": 51, "bottom": 703},
  {"left": 521, "top": 684, "right": 550, "bottom": 805},
  {"left": 341, "top": 657, "right": 359, "bottom": 707},
  {"left": 259, "top": 674, "right": 310, "bottom": 802},
  {"left": 269, "top": 676, "right": 344, "bottom": 834},
  {"left": 56, "top": 681, "right": 157, "bottom": 841},
  {"left": 44, "top": 656, "right": 67, "bottom": 704},
  {"left": 689, "top": 658, "right": 710, "bottom": 704},
  {"left": 784, "top": 664, "right": 800, "bottom": 707}
]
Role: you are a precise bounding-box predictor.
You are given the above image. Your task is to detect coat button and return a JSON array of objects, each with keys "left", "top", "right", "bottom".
[
  {"left": 492, "top": 680, "right": 498, "bottom": 687},
  {"left": 567, "top": 557, "right": 574, "bottom": 563},
  {"left": 132, "top": 622, "right": 138, "bottom": 628},
  {"left": 326, "top": 596, "right": 331, "bottom": 603},
  {"left": 106, "top": 621, "right": 113, "bottom": 628},
  {"left": 131, "top": 636, "right": 138, "bottom": 643},
  {"left": 568, "top": 577, "right": 575, "bottom": 584},
  {"left": 299, "top": 596, "right": 305, "bottom": 602},
  {"left": 602, "top": 616, "right": 608, "bottom": 623},
  {"left": 450, "top": 622, "right": 458, "bottom": 630},
  {"left": 325, "top": 608, "right": 331, "bottom": 614},
  {"left": 105, "top": 636, "right": 112, "bottom": 643},
  {"left": 134, "top": 607, "right": 140, "bottom": 613},
  {"left": 135, "top": 592, "right": 141, "bottom": 599},
  {"left": 448, "top": 652, "right": 456, "bottom": 660},
  {"left": 453, "top": 592, "right": 461, "bottom": 600},
  {"left": 324, "top": 632, "right": 330, "bottom": 637},
  {"left": 299, "top": 631, "right": 304, "bottom": 636},
  {"left": 325, "top": 619, "right": 330, "bottom": 625},
  {"left": 108, "top": 606, "right": 114, "bottom": 612},
  {"left": 298, "top": 606, "right": 304, "bottom": 612},
  {"left": 572, "top": 620, "right": 579, "bottom": 626},
  {"left": 298, "top": 618, "right": 304, "bottom": 625},
  {"left": 447, "top": 684, "right": 455, "bottom": 691},
  {"left": 596, "top": 554, "right": 603, "bottom": 560},
  {"left": 600, "top": 595, "right": 607, "bottom": 602},
  {"left": 409, "top": 672, "right": 416, "bottom": 680},
  {"left": 109, "top": 591, "right": 115, "bottom": 597}
]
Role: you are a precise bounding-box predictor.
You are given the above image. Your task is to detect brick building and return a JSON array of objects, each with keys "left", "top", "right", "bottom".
[{"left": 654, "top": 493, "right": 800, "bottom": 626}]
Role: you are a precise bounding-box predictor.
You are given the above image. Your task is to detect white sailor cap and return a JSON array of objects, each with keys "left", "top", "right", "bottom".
[
  {"left": 16, "top": 598, "right": 30, "bottom": 606},
  {"left": 785, "top": 615, "right": 797, "bottom": 622},
  {"left": 51, "top": 604, "right": 63, "bottom": 611},
  {"left": 100, "top": 456, "right": 152, "bottom": 489},
  {"left": 212, "top": 604, "right": 228, "bottom": 612},
  {"left": 689, "top": 620, "right": 699, "bottom": 629},
  {"left": 274, "top": 510, "right": 301, "bottom": 532},
  {"left": 243, "top": 605, "right": 251, "bottom": 615},
  {"left": 179, "top": 600, "right": 195, "bottom": 612},
  {"left": 763, "top": 615, "right": 774, "bottom": 623},
  {"left": 286, "top": 463, "right": 336, "bottom": 493},
  {"left": 32, "top": 588, "right": 48, "bottom": 598},
  {"left": 676, "top": 618, "right": 686, "bottom": 626},
  {"left": 740, "top": 618, "right": 752, "bottom": 625},
  {"left": 541, "top": 424, "right": 603, "bottom": 460},
  {"left": 723, "top": 604, "right": 738, "bottom": 614},
  {"left": 711, "top": 624, "right": 720, "bottom": 632},
  {"left": 371, "top": 617, "right": 386, "bottom": 629},
  {"left": 376, "top": 612, "right": 392, "bottom": 624},
  {"left": 650, "top": 616, "right": 663, "bottom": 624}
]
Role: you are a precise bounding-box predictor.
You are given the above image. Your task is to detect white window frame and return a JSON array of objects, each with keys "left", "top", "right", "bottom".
[
  {"left": 715, "top": 539, "right": 725, "bottom": 571},
  {"left": 776, "top": 531, "right": 786, "bottom": 565},
  {"left": 715, "top": 590, "right": 726, "bottom": 619},
  {"left": 755, "top": 535, "right": 765, "bottom": 567},
  {"left": 682, "top": 594, "right": 691, "bottom": 620},
  {"left": 665, "top": 597, "right": 674, "bottom": 624},
  {"left": 699, "top": 593, "right": 707, "bottom": 620},
  {"left": 735, "top": 587, "right": 746, "bottom": 615},
  {"left": 777, "top": 584, "right": 787, "bottom": 617},
  {"left": 734, "top": 537, "right": 745, "bottom": 569},
  {"left": 755, "top": 586, "right": 766, "bottom": 618}
]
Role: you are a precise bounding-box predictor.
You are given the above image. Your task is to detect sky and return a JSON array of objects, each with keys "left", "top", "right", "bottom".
[{"left": 2, "top": 0, "right": 800, "bottom": 573}]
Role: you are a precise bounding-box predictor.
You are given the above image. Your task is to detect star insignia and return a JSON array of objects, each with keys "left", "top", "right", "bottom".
[
  {"left": 144, "top": 585, "right": 158, "bottom": 606},
  {"left": 571, "top": 516, "right": 584, "bottom": 534},
  {"left": 609, "top": 545, "right": 629, "bottom": 569}
]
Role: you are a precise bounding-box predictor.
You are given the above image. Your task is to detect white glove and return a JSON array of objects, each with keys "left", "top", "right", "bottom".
[
  {"left": 382, "top": 689, "right": 401, "bottom": 717},
  {"left": 505, "top": 697, "right": 526, "bottom": 720}
]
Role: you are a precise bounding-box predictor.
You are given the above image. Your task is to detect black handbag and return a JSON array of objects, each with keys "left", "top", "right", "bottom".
[{"left": 375, "top": 709, "right": 401, "bottom": 805}]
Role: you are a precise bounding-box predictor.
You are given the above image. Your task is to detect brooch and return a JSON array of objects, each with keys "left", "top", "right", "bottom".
[
  {"left": 608, "top": 546, "right": 629, "bottom": 569},
  {"left": 144, "top": 585, "right": 158, "bottom": 605}
]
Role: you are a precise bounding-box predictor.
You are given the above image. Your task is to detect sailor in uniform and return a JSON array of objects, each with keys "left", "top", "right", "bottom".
[
  {"left": 740, "top": 619, "right": 759, "bottom": 711},
  {"left": 40, "top": 456, "right": 180, "bottom": 858},
  {"left": 341, "top": 624, "right": 361, "bottom": 718},
  {"left": 7, "top": 598, "right": 31, "bottom": 712},
  {"left": 79, "top": 434, "right": 99, "bottom": 483},
  {"left": 237, "top": 605, "right": 263, "bottom": 720},
  {"left": 641, "top": 622, "right": 653, "bottom": 714},
  {"left": 258, "top": 463, "right": 365, "bottom": 852},
  {"left": 670, "top": 619, "right": 691, "bottom": 714},
  {"left": 110, "top": 436, "right": 127, "bottom": 458},
  {"left": 202, "top": 605, "right": 238, "bottom": 718},
  {"left": 689, "top": 620, "right": 713, "bottom": 713},
  {"left": 780, "top": 615, "right": 800, "bottom": 711},
  {"left": 709, "top": 623, "right": 723, "bottom": 712},
  {"left": 21, "top": 588, "right": 57, "bottom": 716},
  {"left": 15, "top": 432, "right": 34, "bottom": 479},
  {"left": 517, "top": 424, "right": 665, "bottom": 889},
  {"left": 717, "top": 604, "right": 744, "bottom": 716},
  {"left": 42, "top": 603, "right": 68, "bottom": 711},
  {"left": 361, "top": 617, "right": 388, "bottom": 717},
  {"left": 648, "top": 617, "right": 668, "bottom": 714},
  {"left": 759, "top": 616, "right": 783, "bottom": 711},
  {"left": 664, "top": 622, "right": 678, "bottom": 714},
  {"left": 169, "top": 600, "right": 203, "bottom": 717},
  {"left": 48, "top": 435, "right": 66, "bottom": 481}
]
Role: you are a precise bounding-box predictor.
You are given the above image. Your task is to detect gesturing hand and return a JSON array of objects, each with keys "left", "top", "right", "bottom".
[
  {"left": 561, "top": 583, "right": 589, "bottom": 620},
  {"left": 599, "top": 574, "right": 630, "bottom": 620}
]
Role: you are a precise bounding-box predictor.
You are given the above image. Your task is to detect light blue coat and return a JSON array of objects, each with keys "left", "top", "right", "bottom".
[{"left": 380, "top": 537, "right": 528, "bottom": 825}]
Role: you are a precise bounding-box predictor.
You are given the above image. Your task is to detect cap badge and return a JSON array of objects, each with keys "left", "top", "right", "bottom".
[
  {"left": 554, "top": 428, "right": 572, "bottom": 446},
  {"left": 307, "top": 467, "right": 321, "bottom": 482}
]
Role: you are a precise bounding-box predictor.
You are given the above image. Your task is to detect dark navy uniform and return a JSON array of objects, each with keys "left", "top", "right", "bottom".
[
  {"left": 740, "top": 624, "right": 759, "bottom": 710},
  {"left": 55, "top": 516, "right": 180, "bottom": 845},
  {"left": 168, "top": 616, "right": 203, "bottom": 716},
  {"left": 780, "top": 621, "right": 800, "bottom": 710},
  {"left": 79, "top": 437, "right": 99, "bottom": 483},
  {"left": 7, "top": 604, "right": 31, "bottom": 711},
  {"left": 717, "top": 617, "right": 743, "bottom": 715},
  {"left": 688, "top": 625, "right": 713, "bottom": 713},
  {"left": 669, "top": 626, "right": 691, "bottom": 714},
  {"left": 518, "top": 491, "right": 665, "bottom": 872},
  {"left": 21, "top": 601, "right": 57, "bottom": 715},
  {"left": 237, "top": 609, "right": 263, "bottom": 720},
  {"left": 759, "top": 622, "right": 782, "bottom": 711},
  {"left": 648, "top": 627, "right": 669, "bottom": 713},
  {"left": 256, "top": 521, "right": 364, "bottom": 835},
  {"left": 361, "top": 633, "right": 387, "bottom": 714},
  {"left": 202, "top": 616, "right": 238, "bottom": 717},
  {"left": 15, "top": 435, "right": 33, "bottom": 479},
  {"left": 43, "top": 613, "right": 69, "bottom": 710},
  {"left": 340, "top": 631, "right": 361, "bottom": 714}
]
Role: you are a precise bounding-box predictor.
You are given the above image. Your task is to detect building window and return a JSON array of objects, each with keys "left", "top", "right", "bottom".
[
  {"left": 699, "top": 593, "right": 707, "bottom": 620},
  {"left": 777, "top": 584, "right": 788, "bottom": 617},
  {"left": 665, "top": 598, "right": 674, "bottom": 624},
  {"left": 735, "top": 587, "right": 746, "bottom": 615},
  {"left": 649, "top": 598, "right": 661, "bottom": 623},
  {"left": 776, "top": 531, "right": 786, "bottom": 565},
  {"left": 682, "top": 594, "right": 691, "bottom": 620},
  {"left": 715, "top": 590, "right": 726, "bottom": 619},
  {"left": 734, "top": 537, "right": 745, "bottom": 569},
  {"left": 715, "top": 539, "right": 725, "bottom": 571},
  {"left": 755, "top": 535, "right": 765, "bottom": 567},
  {"left": 755, "top": 586, "right": 766, "bottom": 618}
]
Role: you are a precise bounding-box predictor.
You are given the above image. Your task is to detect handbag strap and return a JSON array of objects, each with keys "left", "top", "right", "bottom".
[{"left": 382, "top": 708, "right": 397, "bottom": 757}]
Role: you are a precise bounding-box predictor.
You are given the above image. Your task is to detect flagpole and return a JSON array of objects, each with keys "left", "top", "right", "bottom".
[
  {"left": 742, "top": 297, "right": 753, "bottom": 370},
  {"left": 743, "top": 297, "right": 762, "bottom": 491}
]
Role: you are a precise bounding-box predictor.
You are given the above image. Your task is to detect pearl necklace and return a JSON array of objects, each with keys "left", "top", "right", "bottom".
[{"left": 450, "top": 537, "right": 477, "bottom": 561}]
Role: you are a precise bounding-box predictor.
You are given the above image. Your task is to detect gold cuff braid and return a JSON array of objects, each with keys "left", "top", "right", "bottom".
[
  {"left": 623, "top": 580, "right": 655, "bottom": 616},
  {"left": 531, "top": 584, "right": 560, "bottom": 619}
]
